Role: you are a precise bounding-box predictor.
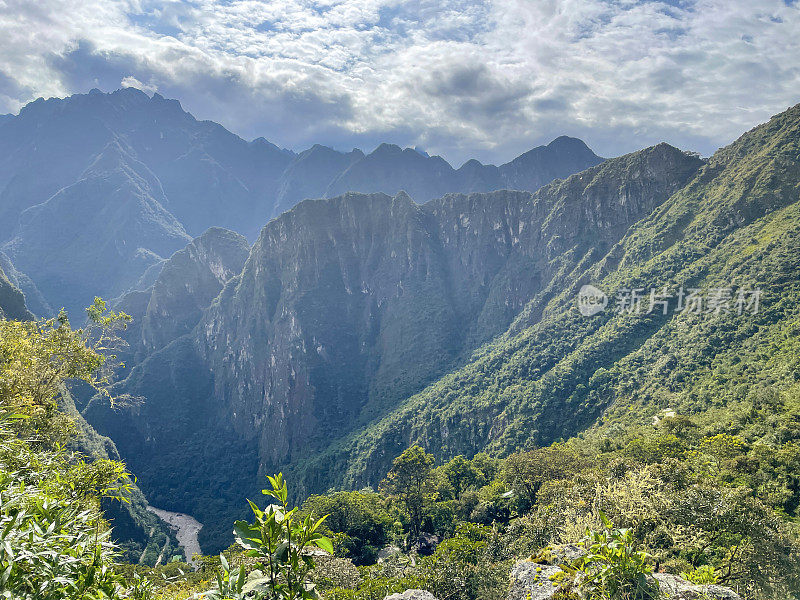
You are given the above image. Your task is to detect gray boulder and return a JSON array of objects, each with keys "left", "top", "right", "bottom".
[
  {"left": 507, "top": 557, "right": 742, "bottom": 600},
  {"left": 653, "top": 573, "right": 741, "bottom": 599},
  {"left": 384, "top": 590, "right": 437, "bottom": 600},
  {"left": 377, "top": 545, "right": 402, "bottom": 563},
  {"left": 508, "top": 561, "right": 564, "bottom": 600}
]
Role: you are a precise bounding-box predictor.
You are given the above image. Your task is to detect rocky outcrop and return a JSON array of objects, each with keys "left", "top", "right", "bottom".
[
  {"left": 0, "top": 261, "right": 31, "bottom": 320},
  {"left": 507, "top": 559, "right": 741, "bottom": 600},
  {"left": 652, "top": 573, "right": 741, "bottom": 599},
  {"left": 194, "top": 144, "right": 701, "bottom": 476},
  {"left": 384, "top": 590, "right": 438, "bottom": 600},
  {"left": 507, "top": 562, "right": 563, "bottom": 600}
]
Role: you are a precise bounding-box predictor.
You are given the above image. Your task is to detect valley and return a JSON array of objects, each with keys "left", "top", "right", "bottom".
[{"left": 1, "top": 91, "right": 800, "bottom": 600}]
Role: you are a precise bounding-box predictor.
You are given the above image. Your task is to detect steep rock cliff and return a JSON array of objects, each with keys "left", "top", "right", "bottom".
[{"left": 85, "top": 144, "right": 702, "bottom": 552}]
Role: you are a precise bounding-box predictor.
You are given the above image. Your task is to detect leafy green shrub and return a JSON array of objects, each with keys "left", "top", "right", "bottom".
[
  {"left": 231, "top": 473, "right": 333, "bottom": 600},
  {"left": 0, "top": 471, "right": 123, "bottom": 600},
  {"left": 202, "top": 553, "right": 247, "bottom": 600},
  {"left": 680, "top": 565, "right": 719, "bottom": 585},
  {"left": 573, "top": 513, "right": 655, "bottom": 600},
  {"left": 300, "top": 491, "right": 393, "bottom": 565}
]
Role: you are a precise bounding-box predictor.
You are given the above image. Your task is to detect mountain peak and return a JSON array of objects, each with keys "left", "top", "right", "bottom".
[
  {"left": 372, "top": 142, "right": 404, "bottom": 156},
  {"left": 546, "top": 135, "right": 593, "bottom": 152}
]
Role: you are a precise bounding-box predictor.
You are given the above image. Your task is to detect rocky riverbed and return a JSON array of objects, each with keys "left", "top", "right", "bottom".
[{"left": 147, "top": 507, "right": 203, "bottom": 566}]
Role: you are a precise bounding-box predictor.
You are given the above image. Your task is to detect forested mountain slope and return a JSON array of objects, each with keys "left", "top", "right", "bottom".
[
  {"left": 84, "top": 141, "right": 701, "bottom": 551},
  {"left": 297, "top": 103, "right": 800, "bottom": 491}
]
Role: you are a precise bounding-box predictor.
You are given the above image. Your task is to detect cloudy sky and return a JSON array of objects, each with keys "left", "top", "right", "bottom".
[{"left": 0, "top": 0, "right": 798, "bottom": 164}]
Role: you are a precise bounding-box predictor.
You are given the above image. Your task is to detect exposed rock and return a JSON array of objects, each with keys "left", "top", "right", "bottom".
[
  {"left": 112, "top": 227, "right": 249, "bottom": 364},
  {"left": 377, "top": 545, "right": 402, "bottom": 563},
  {"left": 507, "top": 558, "right": 742, "bottom": 600},
  {"left": 414, "top": 533, "right": 442, "bottom": 556},
  {"left": 140, "top": 227, "right": 250, "bottom": 355},
  {"left": 653, "top": 573, "right": 741, "bottom": 599},
  {"left": 507, "top": 561, "right": 563, "bottom": 600},
  {"left": 529, "top": 544, "right": 586, "bottom": 565},
  {"left": 384, "top": 589, "right": 438, "bottom": 600}
]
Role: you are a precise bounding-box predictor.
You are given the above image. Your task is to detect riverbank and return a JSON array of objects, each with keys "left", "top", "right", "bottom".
[{"left": 147, "top": 507, "right": 203, "bottom": 567}]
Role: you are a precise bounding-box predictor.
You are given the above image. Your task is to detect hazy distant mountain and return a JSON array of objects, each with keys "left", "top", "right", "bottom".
[
  {"left": 275, "top": 144, "right": 365, "bottom": 215},
  {"left": 0, "top": 88, "right": 602, "bottom": 317},
  {"left": 0, "top": 251, "right": 51, "bottom": 317},
  {"left": 1, "top": 138, "right": 192, "bottom": 316},
  {"left": 325, "top": 143, "right": 462, "bottom": 201},
  {"left": 326, "top": 136, "right": 604, "bottom": 201}
]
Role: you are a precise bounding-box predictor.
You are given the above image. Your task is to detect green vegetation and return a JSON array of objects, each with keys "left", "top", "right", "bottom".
[
  {"left": 232, "top": 473, "right": 334, "bottom": 600},
  {"left": 290, "top": 103, "right": 800, "bottom": 501},
  {"left": 572, "top": 514, "right": 654, "bottom": 600},
  {"left": 2, "top": 299, "right": 800, "bottom": 600},
  {"left": 0, "top": 303, "right": 132, "bottom": 598},
  {"left": 299, "top": 491, "right": 394, "bottom": 565}
]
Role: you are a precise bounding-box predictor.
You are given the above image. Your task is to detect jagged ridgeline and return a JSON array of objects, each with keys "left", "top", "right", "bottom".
[
  {"left": 84, "top": 102, "right": 800, "bottom": 555},
  {"left": 0, "top": 88, "right": 601, "bottom": 319}
]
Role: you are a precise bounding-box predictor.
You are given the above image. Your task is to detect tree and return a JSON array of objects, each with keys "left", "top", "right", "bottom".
[
  {"left": 439, "top": 455, "right": 480, "bottom": 499},
  {"left": 502, "top": 443, "right": 584, "bottom": 512},
  {"left": 300, "top": 490, "right": 393, "bottom": 564},
  {"left": 380, "top": 445, "right": 435, "bottom": 537},
  {"left": 0, "top": 300, "right": 132, "bottom": 599},
  {"left": 0, "top": 298, "right": 131, "bottom": 444}
]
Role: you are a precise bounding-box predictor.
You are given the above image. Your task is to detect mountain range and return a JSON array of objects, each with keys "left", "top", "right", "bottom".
[
  {"left": 5, "top": 88, "right": 800, "bottom": 562},
  {"left": 85, "top": 102, "right": 800, "bottom": 553},
  {"left": 0, "top": 88, "right": 602, "bottom": 317}
]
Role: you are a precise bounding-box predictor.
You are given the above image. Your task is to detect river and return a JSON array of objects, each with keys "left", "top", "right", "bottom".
[{"left": 147, "top": 506, "right": 204, "bottom": 567}]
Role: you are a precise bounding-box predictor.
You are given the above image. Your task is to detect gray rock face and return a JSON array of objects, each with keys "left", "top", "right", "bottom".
[
  {"left": 507, "top": 562, "right": 563, "bottom": 600},
  {"left": 384, "top": 590, "right": 438, "bottom": 600},
  {"left": 194, "top": 145, "right": 700, "bottom": 479},
  {"left": 653, "top": 573, "right": 741, "bottom": 599},
  {"left": 140, "top": 227, "right": 250, "bottom": 355},
  {"left": 113, "top": 227, "right": 250, "bottom": 363},
  {"left": 506, "top": 560, "right": 742, "bottom": 600}
]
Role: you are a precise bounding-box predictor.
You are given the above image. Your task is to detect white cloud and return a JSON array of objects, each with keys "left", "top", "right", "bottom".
[
  {"left": 0, "top": 0, "right": 797, "bottom": 164},
  {"left": 121, "top": 74, "right": 158, "bottom": 93}
]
